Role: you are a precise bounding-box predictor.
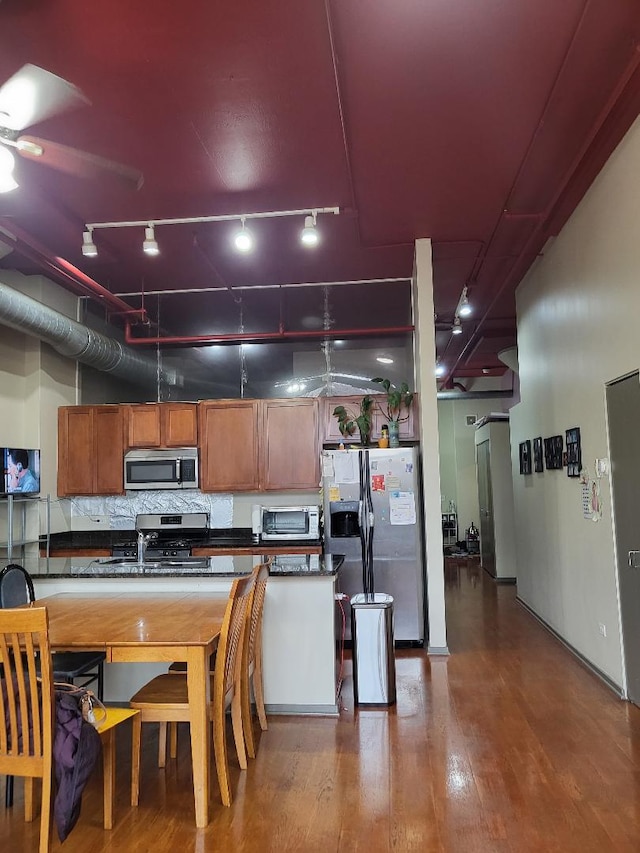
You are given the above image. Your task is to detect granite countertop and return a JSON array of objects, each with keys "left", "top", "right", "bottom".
[
  {"left": 44, "top": 528, "right": 322, "bottom": 552},
  {"left": 27, "top": 553, "right": 342, "bottom": 579}
]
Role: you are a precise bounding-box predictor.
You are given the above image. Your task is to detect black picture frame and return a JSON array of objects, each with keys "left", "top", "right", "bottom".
[
  {"left": 565, "top": 427, "right": 582, "bottom": 477},
  {"left": 544, "top": 435, "right": 563, "bottom": 470},
  {"left": 519, "top": 440, "right": 532, "bottom": 475},
  {"left": 533, "top": 437, "right": 543, "bottom": 472}
]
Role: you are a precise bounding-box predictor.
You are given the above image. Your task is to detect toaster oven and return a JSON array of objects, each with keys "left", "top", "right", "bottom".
[{"left": 252, "top": 505, "right": 320, "bottom": 541}]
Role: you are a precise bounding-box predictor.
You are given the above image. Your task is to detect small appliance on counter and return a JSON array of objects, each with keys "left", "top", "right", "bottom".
[
  {"left": 124, "top": 448, "right": 198, "bottom": 490},
  {"left": 251, "top": 504, "right": 320, "bottom": 541}
]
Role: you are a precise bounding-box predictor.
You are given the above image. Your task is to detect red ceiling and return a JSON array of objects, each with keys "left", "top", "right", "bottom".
[{"left": 1, "top": 0, "right": 640, "bottom": 381}]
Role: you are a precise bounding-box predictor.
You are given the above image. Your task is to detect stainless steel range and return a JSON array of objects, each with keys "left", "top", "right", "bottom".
[{"left": 112, "top": 512, "right": 209, "bottom": 559}]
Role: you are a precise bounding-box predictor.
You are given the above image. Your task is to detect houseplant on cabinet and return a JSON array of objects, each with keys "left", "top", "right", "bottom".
[
  {"left": 372, "top": 378, "right": 414, "bottom": 447},
  {"left": 332, "top": 396, "right": 375, "bottom": 446}
]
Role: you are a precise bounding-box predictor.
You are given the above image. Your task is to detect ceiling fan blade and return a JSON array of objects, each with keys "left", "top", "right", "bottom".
[
  {"left": 17, "top": 135, "right": 144, "bottom": 191},
  {"left": 0, "top": 64, "right": 90, "bottom": 132}
]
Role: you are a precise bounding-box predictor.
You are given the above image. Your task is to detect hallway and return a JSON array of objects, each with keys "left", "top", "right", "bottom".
[{"left": 3, "top": 564, "right": 640, "bottom": 851}]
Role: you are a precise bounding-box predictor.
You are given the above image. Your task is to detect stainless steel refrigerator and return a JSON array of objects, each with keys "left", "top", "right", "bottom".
[{"left": 322, "top": 447, "right": 426, "bottom": 644}]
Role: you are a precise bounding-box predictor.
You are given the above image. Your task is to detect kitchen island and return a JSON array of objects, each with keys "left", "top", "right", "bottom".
[{"left": 27, "top": 552, "right": 342, "bottom": 714}]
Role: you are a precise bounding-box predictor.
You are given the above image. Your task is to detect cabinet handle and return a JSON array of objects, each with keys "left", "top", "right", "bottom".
[{"left": 629, "top": 551, "right": 640, "bottom": 569}]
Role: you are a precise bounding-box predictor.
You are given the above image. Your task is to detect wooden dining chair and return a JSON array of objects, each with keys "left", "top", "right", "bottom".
[
  {"left": 130, "top": 570, "right": 257, "bottom": 808},
  {"left": 240, "top": 561, "right": 269, "bottom": 759},
  {"left": 0, "top": 606, "right": 54, "bottom": 853}
]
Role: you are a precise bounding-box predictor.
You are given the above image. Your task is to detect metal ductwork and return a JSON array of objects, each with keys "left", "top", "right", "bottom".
[
  {"left": 437, "top": 389, "right": 513, "bottom": 400},
  {"left": 0, "top": 280, "right": 179, "bottom": 387}
]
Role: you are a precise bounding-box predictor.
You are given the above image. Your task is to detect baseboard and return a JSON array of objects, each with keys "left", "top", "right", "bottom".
[
  {"left": 265, "top": 703, "right": 340, "bottom": 716},
  {"left": 516, "top": 596, "right": 623, "bottom": 697}
]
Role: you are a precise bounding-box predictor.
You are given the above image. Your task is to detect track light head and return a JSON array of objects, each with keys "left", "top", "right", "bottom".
[
  {"left": 458, "top": 287, "right": 472, "bottom": 317},
  {"left": 233, "top": 218, "right": 254, "bottom": 253},
  {"left": 0, "top": 146, "right": 18, "bottom": 193},
  {"left": 300, "top": 212, "right": 319, "bottom": 247},
  {"left": 81, "top": 229, "right": 97, "bottom": 257},
  {"left": 143, "top": 224, "right": 159, "bottom": 256},
  {"left": 435, "top": 362, "right": 446, "bottom": 377},
  {"left": 451, "top": 316, "right": 463, "bottom": 335}
]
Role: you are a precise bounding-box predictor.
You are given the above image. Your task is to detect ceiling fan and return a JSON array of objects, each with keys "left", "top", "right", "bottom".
[{"left": 0, "top": 63, "right": 144, "bottom": 192}]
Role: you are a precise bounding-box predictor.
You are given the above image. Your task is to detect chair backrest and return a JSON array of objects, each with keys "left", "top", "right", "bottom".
[
  {"left": 214, "top": 570, "right": 257, "bottom": 709},
  {"left": 0, "top": 564, "right": 36, "bottom": 608},
  {"left": 0, "top": 606, "right": 54, "bottom": 773},
  {"left": 244, "top": 561, "right": 270, "bottom": 671}
]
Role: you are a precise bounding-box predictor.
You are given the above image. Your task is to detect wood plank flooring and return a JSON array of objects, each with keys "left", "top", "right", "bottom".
[{"left": 4, "top": 561, "right": 640, "bottom": 851}]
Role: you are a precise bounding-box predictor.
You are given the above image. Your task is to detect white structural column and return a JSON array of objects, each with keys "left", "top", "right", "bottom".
[{"left": 412, "top": 239, "right": 448, "bottom": 654}]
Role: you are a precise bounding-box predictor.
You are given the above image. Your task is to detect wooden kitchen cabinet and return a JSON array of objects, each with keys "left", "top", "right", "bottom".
[
  {"left": 126, "top": 402, "right": 197, "bottom": 448},
  {"left": 58, "top": 405, "right": 125, "bottom": 496},
  {"left": 199, "top": 400, "right": 260, "bottom": 491},
  {"left": 261, "top": 398, "right": 319, "bottom": 490},
  {"left": 199, "top": 398, "right": 319, "bottom": 492},
  {"left": 321, "top": 394, "right": 417, "bottom": 443}
]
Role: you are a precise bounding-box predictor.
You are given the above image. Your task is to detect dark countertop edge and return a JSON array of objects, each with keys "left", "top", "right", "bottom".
[
  {"left": 44, "top": 529, "right": 322, "bottom": 552},
  {"left": 32, "top": 568, "right": 339, "bottom": 579}
]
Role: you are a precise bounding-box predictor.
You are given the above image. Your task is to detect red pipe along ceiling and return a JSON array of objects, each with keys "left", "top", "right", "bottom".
[{"left": 123, "top": 322, "right": 415, "bottom": 347}]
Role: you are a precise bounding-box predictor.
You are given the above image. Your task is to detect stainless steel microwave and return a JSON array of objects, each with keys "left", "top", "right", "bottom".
[
  {"left": 124, "top": 448, "right": 198, "bottom": 490},
  {"left": 252, "top": 505, "right": 320, "bottom": 541}
]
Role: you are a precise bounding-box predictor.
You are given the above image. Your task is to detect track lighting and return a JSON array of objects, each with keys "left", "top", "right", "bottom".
[
  {"left": 451, "top": 317, "right": 462, "bottom": 335},
  {"left": 300, "top": 212, "right": 319, "bottom": 247},
  {"left": 83, "top": 206, "right": 340, "bottom": 258},
  {"left": 81, "top": 228, "right": 97, "bottom": 257},
  {"left": 143, "top": 224, "right": 159, "bottom": 256},
  {"left": 233, "top": 218, "right": 254, "bottom": 253},
  {"left": 435, "top": 362, "right": 446, "bottom": 377},
  {"left": 0, "top": 146, "right": 18, "bottom": 193},
  {"left": 458, "top": 286, "right": 472, "bottom": 317},
  {"left": 376, "top": 356, "right": 394, "bottom": 364}
]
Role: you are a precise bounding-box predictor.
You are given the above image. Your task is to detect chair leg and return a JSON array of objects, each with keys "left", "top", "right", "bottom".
[
  {"left": 231, "top": 689, "right": 247, "bottom": 770},
  {"left": 169, "top": 721, "right": 178, "bottom": 759},
  {"left": 212, "top": 704, "right": 232, "bottom": 807},
  {"left": 39, "top": 757, "right": 53, "bottom": 853},
  {"left": 241, "top": 666, "right": 256, "bottom": 760},
  {"left": 157, "top": 722, "right": 167, "bottom": 767},
  {"left": 5, "top": 774, "right": 14, "bottom": 807},
  {"left": 131, "top": 714, "right": 142, "bottom": 807},
  {"left": 101, "top": 728, "right": 115, "bottom": 830},
  {"left": 24, "top": 778, "right": 34, "bottom": 822},
  {"left": 254, "top": 654, "right": 268, "bottom": 731}
]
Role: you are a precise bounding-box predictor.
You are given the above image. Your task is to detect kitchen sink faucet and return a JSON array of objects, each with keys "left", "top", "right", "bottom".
[{"left": 136, "top": 530, "right": 158, "bottom": 563}]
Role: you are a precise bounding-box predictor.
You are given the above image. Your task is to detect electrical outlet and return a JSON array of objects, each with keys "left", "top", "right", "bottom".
[{"left": 598, "top": 623, "right": 607, "bottom": 638}]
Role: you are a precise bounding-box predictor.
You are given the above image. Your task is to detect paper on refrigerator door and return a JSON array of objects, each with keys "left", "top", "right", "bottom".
[
  {"left": 389, "top": 490, "right": 416, "bottom": 525},
  {"left": 331, "top": 452, "right": 359, "bottom": 484}
]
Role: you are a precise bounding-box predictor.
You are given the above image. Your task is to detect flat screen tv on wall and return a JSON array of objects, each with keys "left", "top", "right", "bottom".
[{"left": 2, "top": 448, "right": 41, "bottom": 495}]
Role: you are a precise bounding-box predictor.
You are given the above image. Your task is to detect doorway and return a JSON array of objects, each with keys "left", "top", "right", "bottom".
[{"left": 606, "top": 372, "right": 640, "bottom": 704}]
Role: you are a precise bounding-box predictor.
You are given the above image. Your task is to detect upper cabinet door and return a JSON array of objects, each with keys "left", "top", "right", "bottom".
[
  {"left": 261, "top": 399, "right": 319, "bottom": 490},
  {"left": 58, "top": 406, "right": 124, "bottom": 496},
  {"left": 199, "top": 400, "right": 260, "bottom": 492},
  {"left": 161, "top": 403, "right": 198, "bottom": 447},
  {"left": 127, "top": 405, "right": 162, "bottom": 447},
  {"left": 126, "top": 403, "right": 198, "bottom": 447}
]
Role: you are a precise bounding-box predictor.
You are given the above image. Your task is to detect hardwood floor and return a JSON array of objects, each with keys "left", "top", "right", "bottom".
[{"left": 4, "top": 562, "right": 640, "bottom": 851}]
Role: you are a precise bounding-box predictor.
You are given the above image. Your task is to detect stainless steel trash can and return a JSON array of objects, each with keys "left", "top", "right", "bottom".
[{"left": 351, "top": 593, "right": 396, "bottom": 706}]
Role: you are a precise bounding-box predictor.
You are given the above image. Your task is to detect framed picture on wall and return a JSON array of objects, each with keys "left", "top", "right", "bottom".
[
  {"left": 544, "top": 435, "right": 563, "bottom": 470},
  {"left": 566, "top": 427, "right": 582, "bottom": 477},
  {"left": 533, "top": 437, "right": 543, "bottom": 472},
  {"left": 519, "top": 440, "right": 532, "bottom": 475}
]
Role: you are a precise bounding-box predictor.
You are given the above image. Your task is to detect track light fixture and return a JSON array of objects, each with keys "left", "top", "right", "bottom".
[
  {"left": 435, "top": 361, "right": 446, "bottom": 377},
  {"left": 81, "top": 228, "right": 97, "bottom": 257},
  {"left": 0, "top": 146, "right": 18, "bottom": 193},
  {"left": 142, "top": 224, "right": 159, "bottom": 256},
  {"left": 233, "top": 217, "right": 254, "bottom": 253},
  {"left": 451, "top": 316, "right": 463, "bottom": 335},
  {"left": 458, "top": 286, "right": 472, "bottom": 317},
  {"left": 300, "top": 212, "right": 319, "bottom": 247},
  {"left": 82, "top": 206, "right": 339, "bottom": 260}
]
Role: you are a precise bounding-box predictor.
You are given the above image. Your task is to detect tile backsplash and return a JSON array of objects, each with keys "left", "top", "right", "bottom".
[{"left": 67, "top": 491, "right": 233, "bottom": 530}]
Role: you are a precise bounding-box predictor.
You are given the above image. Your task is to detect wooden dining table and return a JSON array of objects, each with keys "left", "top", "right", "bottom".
[{"left": 38, "top": 591, "right": 228, "bottom": 828}]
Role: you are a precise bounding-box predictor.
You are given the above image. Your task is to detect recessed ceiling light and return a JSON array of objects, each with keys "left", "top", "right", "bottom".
[{"left": 376, "top": 356, "right": 394, "bottom": 364}]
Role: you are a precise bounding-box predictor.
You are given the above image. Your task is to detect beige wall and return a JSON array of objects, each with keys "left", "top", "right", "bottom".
[{"left": 510, "top": 114, "right": 640, "bottom": 689}]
